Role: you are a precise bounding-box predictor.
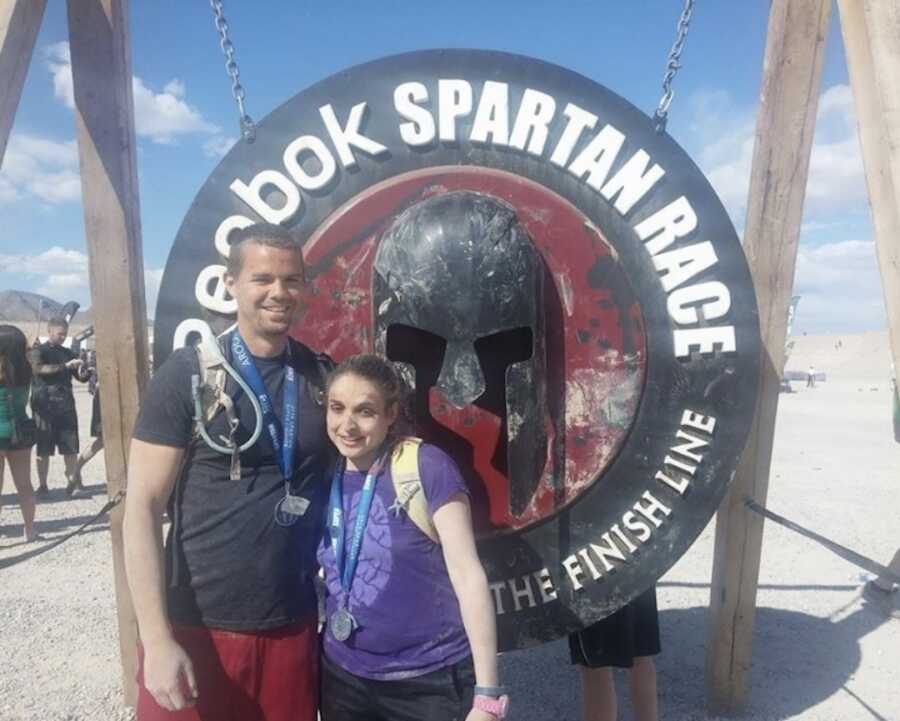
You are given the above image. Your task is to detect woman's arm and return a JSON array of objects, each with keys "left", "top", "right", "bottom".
[{"left": 433, "top": 494, "right": 498, "bottom": 688}]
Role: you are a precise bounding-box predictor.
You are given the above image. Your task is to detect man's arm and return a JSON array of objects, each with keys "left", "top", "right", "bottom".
[
  {"left": 70, "top": 359, "right": 89, "bottom": 383},
  {"left": 123, "top": 439, "right": 197, "bottom": 711},
  {"left": 28, "top": 347, "right": 79, "bottom": 376}
]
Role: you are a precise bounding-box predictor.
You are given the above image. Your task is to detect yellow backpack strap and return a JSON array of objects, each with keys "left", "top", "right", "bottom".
[{"left": 390, "top": 437, "right": 440, "bottom": 544}]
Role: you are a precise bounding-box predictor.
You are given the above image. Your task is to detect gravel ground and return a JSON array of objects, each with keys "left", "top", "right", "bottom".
[{"left": 1, "top": 333, "right": 898, "bottom": 720}]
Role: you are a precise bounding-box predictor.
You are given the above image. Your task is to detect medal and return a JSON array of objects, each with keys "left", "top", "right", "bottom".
[
  {"left": 330, "top": 606, "right": 357, "bottom": 642},
  {"left": 231, "top": 334, "right": 307, "bottom": 526},
  {"left": 327, "top": 452, "right": 388, "bottom": 643},
  {"left": 274, "top": 493, "right": 310, "bottom": 526}
]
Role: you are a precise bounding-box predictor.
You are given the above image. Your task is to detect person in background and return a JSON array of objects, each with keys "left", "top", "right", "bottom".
[
  {"left": 569, "top": 586, "right": 661, "bottom": 721},
  {"left": 29, "top": 317, "right": 88, "bottom": 498},
  {"left": 74, "top": 372, "right": 104, "bottom": 481},
  {"left": 0, "top": 325, "right": 39, "bottom": 541}
]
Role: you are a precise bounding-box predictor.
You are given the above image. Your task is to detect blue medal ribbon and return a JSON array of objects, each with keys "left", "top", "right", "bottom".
[
  {"left": 230, "top": 332, "right": 299, "bottom": 486},
  {"left": 329, "top": 453, "right": 387, "bottom": 598}
]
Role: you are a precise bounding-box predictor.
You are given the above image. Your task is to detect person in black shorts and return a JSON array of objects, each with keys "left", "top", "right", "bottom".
[
  {"left": 74, "top": 373, "right": 104, "bottom": 481},
  {"left": 28, "top": 317, "right": 89, "bottom": 497},
  {"left": 569, "top": 585, "right": 661, "bottom": 721}
]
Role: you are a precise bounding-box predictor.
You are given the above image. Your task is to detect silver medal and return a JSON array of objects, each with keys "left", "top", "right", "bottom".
[
  {"left": 330, "top": 607, "right": 357, "bottom": 642},
  {"left": 275, "top": 494, "right": 310, "bottom": 527}
]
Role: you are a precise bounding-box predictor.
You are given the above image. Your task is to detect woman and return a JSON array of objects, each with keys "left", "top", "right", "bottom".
[
  {"left": 0, "top": 325, "right": 38, "bottom": 541},
  {"left": 318, "top": 354, "right": 507, "bottom": 721}
]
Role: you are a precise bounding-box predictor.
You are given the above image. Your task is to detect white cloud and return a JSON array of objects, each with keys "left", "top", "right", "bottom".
[
  {"left": 37, "top": 272, "right": 89, "bottom": 296},
  {"left": 682, "top": 86, "right": 886, "bottom": 334},
  {"left": 132, "top": 76, "right": 219, "bottom": 144},
  {"left": 163, "top": 79, "right": 186, "bottom": 97},
  {"left": 0, "top": 246, "right": 90, "bottom": 301},
  {"left": 0, "top": 133, "right": 81, "bottom": 204},
  {"left": 46, "top": 43, "right": 220, "bottom": 145},
  {"left": 202, "top": 134, "right": 237, "bottom": 159},
  {"left": 27, "top": 169, "right": 82, "bottom": 203},
  {"left": 792, "top": 239, "right": 887, "bottom": 334},
  {"left": 685, "top": 84, "right": 868, "bottom": 228},
  {"left": 0, "top": 174, "right": 18, "bottom": 202},
  {"left": 46, "top": 41, "right": 74, "bottom": 109},
  {"left": 682, "top": 89, "right": 756, "bottom": 226},
  {"left": 144, "top": 267, "right": 164, "bottom": 317},
  {"left": 0, "top": 245, "right": 89, "bottom": 277},
  {"left": 0, "top": 246, "right": 165, "bottom": 315}
]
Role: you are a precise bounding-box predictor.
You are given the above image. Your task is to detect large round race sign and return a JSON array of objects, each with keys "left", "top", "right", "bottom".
[{"left": 155, "top": 50, "right": 761, "bottom": 649}]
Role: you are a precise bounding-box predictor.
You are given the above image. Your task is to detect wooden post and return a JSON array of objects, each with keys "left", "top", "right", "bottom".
[
  {"left": 0, "top": 0, "right": 47, "bottom": 164},
  {"left": 838, "top": 0, "right": 900, "bottom": 385},
  {"left": 705, "top": 1, "right": 831, "bottom": 714},
  {"left": 67, "top": 0, "right": 148, "bottom": 706}
]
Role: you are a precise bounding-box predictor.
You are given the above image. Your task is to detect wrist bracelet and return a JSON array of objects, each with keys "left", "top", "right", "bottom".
[{"left": 473, "top": 685, "right": 506, "bottom": 697}]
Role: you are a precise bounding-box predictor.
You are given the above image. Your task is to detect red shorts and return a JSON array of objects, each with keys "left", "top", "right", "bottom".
[{"left": 136, "top": 619, "right": 318, "bottom": 721}]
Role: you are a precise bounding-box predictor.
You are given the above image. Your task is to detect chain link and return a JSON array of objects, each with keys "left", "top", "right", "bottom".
[
  {"left": 653, "top": 0, "right": 695, "bottom": 134},
  {"left": 209, "top": 0, "right": 256, "bottom": 143}
]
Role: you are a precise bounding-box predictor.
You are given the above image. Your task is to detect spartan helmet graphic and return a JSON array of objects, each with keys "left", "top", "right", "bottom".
[{"left": 373, "top": 191, "right": 550, "bottom": 519}]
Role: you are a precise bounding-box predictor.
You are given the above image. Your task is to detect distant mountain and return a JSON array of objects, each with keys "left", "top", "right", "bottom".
[{"left": 0, "top": 290, "right": 92, "bottom": 324}]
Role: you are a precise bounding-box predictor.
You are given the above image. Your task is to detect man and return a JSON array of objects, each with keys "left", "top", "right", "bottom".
[
  {"left": 29, "top": 316, "right": 88, "bottom": 497},
  {"left": 123, "top": 223, "right": 333, "bottom": 721}
]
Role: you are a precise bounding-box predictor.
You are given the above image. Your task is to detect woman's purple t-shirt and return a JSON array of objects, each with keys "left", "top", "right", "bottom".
[{"left": 317, "top": 443, "right": 471, "bottom": 680}]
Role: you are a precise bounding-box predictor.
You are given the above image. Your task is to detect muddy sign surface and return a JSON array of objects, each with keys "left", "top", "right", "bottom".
[{"left": 156, "top": 50, "right": 761, "bottom": 649}]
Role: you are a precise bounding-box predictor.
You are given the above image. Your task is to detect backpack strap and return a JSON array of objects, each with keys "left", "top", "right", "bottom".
[
  {"left": 389, "top": 437, "right": 439, "bottom": 544},
  {"left": 192, "top": 336, "right": 242, "bottom": 479},
  {"left": 191, "top": 336, "right": 334, "bottom": 478}
]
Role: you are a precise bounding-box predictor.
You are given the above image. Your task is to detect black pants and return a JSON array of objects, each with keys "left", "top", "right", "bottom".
[{"left": 321, "top": 653, "right": 475, "bottom": 721}]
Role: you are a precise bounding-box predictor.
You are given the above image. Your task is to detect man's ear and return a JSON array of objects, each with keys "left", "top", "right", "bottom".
[{"left": 223, "top": 270, "right": 236, "bottom": 295}]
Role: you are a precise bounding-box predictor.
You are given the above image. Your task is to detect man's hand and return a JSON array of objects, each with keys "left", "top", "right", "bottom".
[
  {"left": 142, "top": 636, "right": 198, "bottom": 711},
  {"left": 65, "top": 358, "right": 83, "bottom": 370}
]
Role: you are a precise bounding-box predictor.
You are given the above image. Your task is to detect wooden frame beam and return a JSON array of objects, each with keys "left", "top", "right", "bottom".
[
  {"left": 705, "top": 0, "right": 831, "bottom": 714},
  {"left": 839, "top": 0, "right": 900, "bottom": 384},
  {"left": 67, "top": 0, "right": 148, "bottom": 705},
  {"left": 0, "top": 0, "right": 47, "bottom": 164}
]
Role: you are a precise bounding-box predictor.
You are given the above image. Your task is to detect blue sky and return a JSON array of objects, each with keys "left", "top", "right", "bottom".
[{"left": 0, "top": 1, "right": 885, "bottom": 334}]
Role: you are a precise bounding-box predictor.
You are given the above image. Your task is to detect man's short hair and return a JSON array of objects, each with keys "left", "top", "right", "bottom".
[
  {"left": 226, "top": 222, "right": 304, "bottom": 278},
  {"left": 48, "top": 316, "right": 69, "bottom": 331}
]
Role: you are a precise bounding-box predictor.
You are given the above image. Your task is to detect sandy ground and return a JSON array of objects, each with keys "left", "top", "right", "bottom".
[{"left": 0, "top": 332, "right": 898, "bottom": 721}]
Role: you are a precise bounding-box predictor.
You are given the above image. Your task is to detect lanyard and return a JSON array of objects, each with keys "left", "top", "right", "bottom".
[
  {"left": 329, "top": 454, "right": 387, "bottom": 595},
  {"left": 230, "top": 332, "right": 298, "bottom": 483}
]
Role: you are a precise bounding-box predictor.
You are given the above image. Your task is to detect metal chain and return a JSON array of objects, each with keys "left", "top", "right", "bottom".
[
  {"left": 209, "top": 0, "right": 256, "bottom": 143},
  {"left": 653, "top": 0, "right": 695, "bottom": 134}
]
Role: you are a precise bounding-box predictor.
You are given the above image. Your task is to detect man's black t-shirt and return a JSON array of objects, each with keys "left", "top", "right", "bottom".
[
  {"left": 132, "top": 338, "right": 334, "bottom": 631},
  {"left": 29, "top": 342, "right": 79, "bottom": 415}
]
